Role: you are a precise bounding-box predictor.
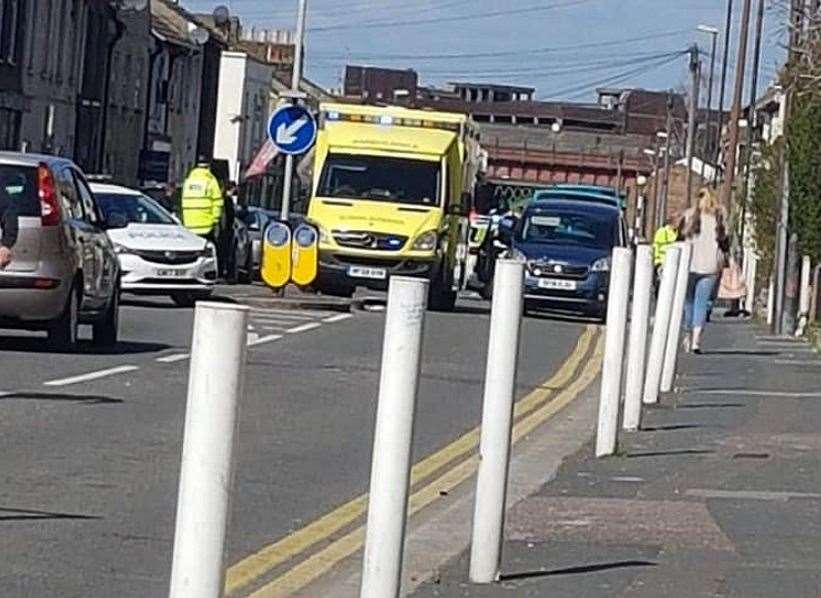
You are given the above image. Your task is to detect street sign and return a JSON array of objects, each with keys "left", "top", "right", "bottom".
[{"left": 268, "top": 104, "right": 317, "bottom": 156}]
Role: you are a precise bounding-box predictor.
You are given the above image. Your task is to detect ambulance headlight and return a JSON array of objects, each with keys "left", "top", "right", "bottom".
[{"left": 411, "top": 230, "right": 438, "bottom": 251}]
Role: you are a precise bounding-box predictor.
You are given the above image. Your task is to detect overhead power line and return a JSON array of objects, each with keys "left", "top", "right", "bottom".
[
  {"left": 308, "top": 0, "right": 597, "bottom": 33},
  {"left": 309, "top": 29, "right": 692, "bottom": 61}
]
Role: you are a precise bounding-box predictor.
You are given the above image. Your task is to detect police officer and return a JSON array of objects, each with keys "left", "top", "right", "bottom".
[{"left": 181, "top": 158, "right": 224, "bottom": 242}]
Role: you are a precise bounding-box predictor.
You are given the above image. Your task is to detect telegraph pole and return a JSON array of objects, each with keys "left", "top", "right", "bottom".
[
  {"left": 697, "top": 25, "right": 719, "bottom": 181},
  {"left": 739, "top": 0, "right": 766, "bottom": 253},
  {"left": 685, "top": 45, "right": 700, "bottom": 207},
  {"left": 719, "top": 0, "right": 753, "bottom": 210},
  {"left": 279, "top": 0, "right": 308, "bottom": 222},
  {"left": 714, "top": 0, "right": 734, "bottom": 186}
]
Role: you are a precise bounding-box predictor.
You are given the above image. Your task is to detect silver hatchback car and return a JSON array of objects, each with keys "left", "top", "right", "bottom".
[{"left": 0, "top": 153, "right": 122, "bottom": 349}]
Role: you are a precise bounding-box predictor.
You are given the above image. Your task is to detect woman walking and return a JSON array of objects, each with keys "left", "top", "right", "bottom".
[{"left": 679, "top": 188, "right": 729, "bottom": 354}]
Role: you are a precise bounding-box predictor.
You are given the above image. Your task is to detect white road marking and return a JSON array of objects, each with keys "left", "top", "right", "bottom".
[
  {"left": 287, "top": 322, "right": 322, "bottom": 334},
  {"left": 610, "top": 476, "right": 645, "bottom": 483},
  {"left": 323, "top": 313, "right": 353, "bottom": 324},
  {"left": 157, "top": 353, "right": 191, "bottom": 364},
  {"left": 44, "top": 365, "right": 139, "bottom": 387},
  {"left": 251, "top": 317, "right": 304, "bottom": 326},
  {"left": 249, "top": 309, "right": 316, "bottom": 320},
  {"left": 686, "top": 489, "right": 821, "bottom": 501},
  {"left": 261, "top": 326, "right": 288, "bottom": 331},
  {"left": 247, "top": 334, "right": 283, "bottom": 347},
  {"left": 690, "top": 389, "right": 821, "bottom": 398},
  {"left": 247, "top": 332, "right": 260, "bottom": 345},
  {"left": 773, "top": 359, "right": 821, "bottom": 366}
]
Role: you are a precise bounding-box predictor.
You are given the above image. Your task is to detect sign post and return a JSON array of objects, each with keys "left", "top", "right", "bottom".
[{"left": 272, "top": 0, "right": 311, "bottom": 223}]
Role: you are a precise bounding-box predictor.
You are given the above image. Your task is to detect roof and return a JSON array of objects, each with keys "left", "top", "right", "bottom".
[
  {"left": 322, "top": 121, "right": 458, "bottom": 157},
  {"left": 449, "top": 82, "right": 535, "bottom": 93},
  {"left": 0, "top": 152, "right": 75, "bottom": 167},
  {"left": 89, "top": 182, "right": 142, "bottom": 195},
  {"left": 151, "top": 0, "right": 203, "bottom": 48}
]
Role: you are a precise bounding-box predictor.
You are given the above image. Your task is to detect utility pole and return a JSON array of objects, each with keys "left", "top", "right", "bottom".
[
  {"left": 697, "top": 25, "right": 719, "bottom": 182},
  {"left": 279, "top": 0, "right": 308, "bottom": 222},
  {"left": 714, "top": 0, "right": 734, "bottom": 186},
  {"left": 658, "top": 93, "right": 673, "bottom": 228},
  {"left": 739, "top": 0, "right": 766, "bottom": 254},
  {"left": 685, "top": 44, "right": 701, "bottom": 207},
  {"left": 719, "top": 0, "right": 753, "bottom": 210}
]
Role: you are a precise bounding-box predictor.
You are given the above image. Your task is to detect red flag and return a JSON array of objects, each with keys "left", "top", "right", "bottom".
[{"left": 244, "top": 139, "right": 279, "bottom": 180}]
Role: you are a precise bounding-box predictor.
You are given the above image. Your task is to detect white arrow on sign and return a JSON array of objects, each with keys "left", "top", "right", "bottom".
[{"left": 276, "top": 116, "right": 309, "bottom": 146}]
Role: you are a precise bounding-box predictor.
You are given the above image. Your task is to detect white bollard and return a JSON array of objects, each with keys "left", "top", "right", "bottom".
[
  {"left": 767, "top": 276, "right": 775, "bottom": 326},
  {"left": 660, "top": 242, "right": 692, "bottom": 393},
  {"left": 623, "top": 245, "right": 654, "bottom": 431},
  {"left": 360, "top": 276, "right": 428, "bottom": 598},
  {"left": 595, "top": 247, "right": 633, "bottom": 458},
  {"left": 643, "top": 246, "right": 681, "bottom": 405},
  {"left": 169, "top": 302, "right": 249, "bottom": 598},
  {"left": 469, "top": 259, "right": 524, "bottom": 584},
  {"left": 796, "top": 255, "right": 812, "bottom": 336},
  {"left": 744, "top": 250, "right": 757, "bottom": 315}
]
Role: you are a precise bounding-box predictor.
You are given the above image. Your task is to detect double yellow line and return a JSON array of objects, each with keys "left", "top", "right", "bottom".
[{"left": 226, "top": 325, "right": 603, "bottom": 597}]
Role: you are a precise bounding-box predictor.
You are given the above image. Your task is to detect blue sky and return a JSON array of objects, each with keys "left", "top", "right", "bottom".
[{"left": 186, "top": 0, "right": 788, "bottom": 102}]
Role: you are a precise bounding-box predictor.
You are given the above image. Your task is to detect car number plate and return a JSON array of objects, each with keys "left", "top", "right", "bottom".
[
  {"left": 538, "top": 278, "right": 577, "bottom": 290},
  {"left": 156, "top": 268, "right": 187, "bottom": 278},
  {"left": 347, "top": 266, "right": 387, "bottom": 280}
]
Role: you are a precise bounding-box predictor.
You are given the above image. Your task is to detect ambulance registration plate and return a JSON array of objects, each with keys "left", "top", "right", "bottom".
[{"left": 347, "top": 266, "right": 387, "bottom": 280}]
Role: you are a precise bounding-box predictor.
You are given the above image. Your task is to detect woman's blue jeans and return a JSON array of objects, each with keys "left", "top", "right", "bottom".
[{"left": 684, "top": 273, "right": 718, "bottom": 331}]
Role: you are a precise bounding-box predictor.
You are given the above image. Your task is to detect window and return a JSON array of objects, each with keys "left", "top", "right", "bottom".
[
  {"left": 57, "top": 167, "right": 83, "bottom": 220},
  {"left": 72, "top": 170, "right": 99, "bottom": 224},
  {"left": 95, "top": 192, "right": 175, "bottom": 225},
  {"left": 318, "top": 154, "right": 441, "bottom": 206},
  {"left": 520, "top": 210, "right": 615, "bottom": 250},
  {"left": 0, "top": 108, "right": 21, "bottom": 151},
  {"left": 0, "top": 164, "right": 40, "bottom": 216},
  {"left": 0, "top": 0, "right": 20, "bottom": 63},
  {"left": 122, "top": 54, "right": 131, "bottom": 106}
]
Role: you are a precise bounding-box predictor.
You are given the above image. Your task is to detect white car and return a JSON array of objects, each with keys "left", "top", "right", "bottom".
[{"left": 90, "top": 183, "right": 218, "bottom": 307}]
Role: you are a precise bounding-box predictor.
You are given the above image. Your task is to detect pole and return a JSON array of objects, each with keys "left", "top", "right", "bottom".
[
  {"left": 658, "top": 95, "right": 673, "bottom": 228},
  {"left": 739, "top": 0, "right": 766, "bottom": 261},
  {"left": 796, "top": 255, "right": 812, "bottom": 336},
  {"left": 169, "top": 303, "right": 249, "bottom": 598},
  {"left": 643, "top": 246, "right": 681, "bottom": 405},
  {"left": 719, "top": 0, "right": 754, "bottom": 210},
  {"left": 781, "top": 233, "right": 801, "bottom": 334},
  {"left": 623, "top": 245, "right": 654, "bottom": 431},
  {"left": 469, "top": 259, "right": 524, "bottom": 584},
  {"left": 595, "top": 247, "right": 632, "bottom": 458},
  {"left": 661, "top": 243, "right": 693, "bottom": 393},
  {"left": 774, "top": 131, "right": 790, "bottom": 334},
  {"left": 701, "top": 30, "right": 718, "bottom": 181},
  {"left": 715, "top": 0, "right": 734, "bottom": 185},
  {"left": 360, "top": 276, "right": 428, "bottom": 598},
  {"left": 279, "top": 0, "right": 308, "bottom": 222},
  {"left": 686, "top": 45, "right": 701, "bottom": 207}
]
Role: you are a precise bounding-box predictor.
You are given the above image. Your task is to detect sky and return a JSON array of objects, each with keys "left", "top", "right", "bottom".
[{"left": 184, "top": 0, "right": 789, "bottom": 103}]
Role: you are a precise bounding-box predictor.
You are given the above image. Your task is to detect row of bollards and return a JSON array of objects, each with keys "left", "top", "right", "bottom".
[{"left": 166, "top": 239, "right": 697, "bottom": 597}]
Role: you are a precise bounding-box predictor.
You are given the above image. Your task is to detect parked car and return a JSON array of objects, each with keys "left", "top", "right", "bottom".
[
  {"left": 499, "top": 198, "right": 628, "bottom": 320},
  {"left": 533, "top": 187, "right": 624, "bottom": 210},
  {"left": 0, "top": 153, "right": 122, "bottom": 349},
  {"left": 90, "top": 183, "right": 219, "bottom": 307},
  {"left": 222, "top": 202, "right": 254, "bottom": 285},
  {"left": 237, "top": 206, "right": 305, "bottom": 278}
]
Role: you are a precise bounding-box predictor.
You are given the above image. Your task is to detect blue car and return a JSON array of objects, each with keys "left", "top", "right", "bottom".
[
  {"left": 534, "top": 186, "right": 625, "bottom": 210},
  {"left": 499, "top": 198, "right": 628, "bottom": 320}
]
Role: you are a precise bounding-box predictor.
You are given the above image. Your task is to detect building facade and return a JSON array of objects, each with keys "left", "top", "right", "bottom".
[
  {"left": 212, "top": 50, "right": 272, "bottom": 184},
  {"left": 0, "top": 0, "right": 28, "bottom": 149}
]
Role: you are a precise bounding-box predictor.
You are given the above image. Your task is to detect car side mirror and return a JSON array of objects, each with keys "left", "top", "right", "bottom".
[{"left": 106, "top": 212, "right": 128, "bottom": 230}]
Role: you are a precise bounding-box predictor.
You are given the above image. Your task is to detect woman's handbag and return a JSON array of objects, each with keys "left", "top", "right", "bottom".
[{"left": 718, "top": 257, "right": 747, "bottom": 300}]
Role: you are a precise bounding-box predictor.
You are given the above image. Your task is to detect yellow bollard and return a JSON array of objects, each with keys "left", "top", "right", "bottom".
[
  {"left": 261, "top": 221, "right": 292, "bottom": 290},
  {"left": 291, "top": 223, "right": 319, "bottom": 287}
]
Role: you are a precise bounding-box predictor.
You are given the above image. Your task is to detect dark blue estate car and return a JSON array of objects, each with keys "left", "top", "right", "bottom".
[{"left": 500, "top": 199, "right": 627, "bottom": 320}]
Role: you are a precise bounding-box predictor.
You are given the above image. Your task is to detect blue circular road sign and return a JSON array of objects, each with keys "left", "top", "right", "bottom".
[{"left": 268, "top": 104, "right": 317, "bottom": 155}]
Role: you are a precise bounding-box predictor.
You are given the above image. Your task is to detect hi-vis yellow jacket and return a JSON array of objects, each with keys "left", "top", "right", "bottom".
[
  {"left": 653, "top": 224, "right": 678, "bottom": 266},
  {"left": 181, "top": 167, "right": 224, "bottom": 236}
]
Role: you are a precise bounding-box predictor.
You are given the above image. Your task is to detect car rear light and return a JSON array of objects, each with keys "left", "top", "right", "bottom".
[
  {"left": 37, "top": 164, "right": 61, "bottom": 226},
  {"left": 33, "top": 277, "right": 60, "bottom": 289}
]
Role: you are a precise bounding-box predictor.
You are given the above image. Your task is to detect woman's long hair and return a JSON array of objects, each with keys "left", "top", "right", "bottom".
[{"left": 682, "top": 187, "right": 726, "bottom": 241}]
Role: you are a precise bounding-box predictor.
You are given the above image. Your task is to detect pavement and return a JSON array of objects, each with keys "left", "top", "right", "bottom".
[
  {"left": 409, "top": 317, "right": 821, "bottom": 598},
  {"left": 0, "top": 283, "right": 592, "bottom": 597}
]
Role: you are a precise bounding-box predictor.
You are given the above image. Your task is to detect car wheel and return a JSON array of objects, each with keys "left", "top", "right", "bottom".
[
  {"left": 171, "top": 291, "right": 207, "bottom": 308},
  {"left": 92, "top": 290, "right": 119, "bottom": 346},
  {"left": 49, "top": 284, "right": 79, "bottom": 350},
  {"left": 238, "top": 249, "right": 253, "bottom": 284},
  {"left": 428, "top": 263, "right": 457, "bottom": 312}
]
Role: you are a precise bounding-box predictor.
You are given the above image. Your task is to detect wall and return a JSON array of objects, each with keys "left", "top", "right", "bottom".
[
  {"left": 213, "top": 51, "right": 272, "bottom": 183},
  {"left": 19, "top": 0, "right": 86, "bottom": 155}
]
